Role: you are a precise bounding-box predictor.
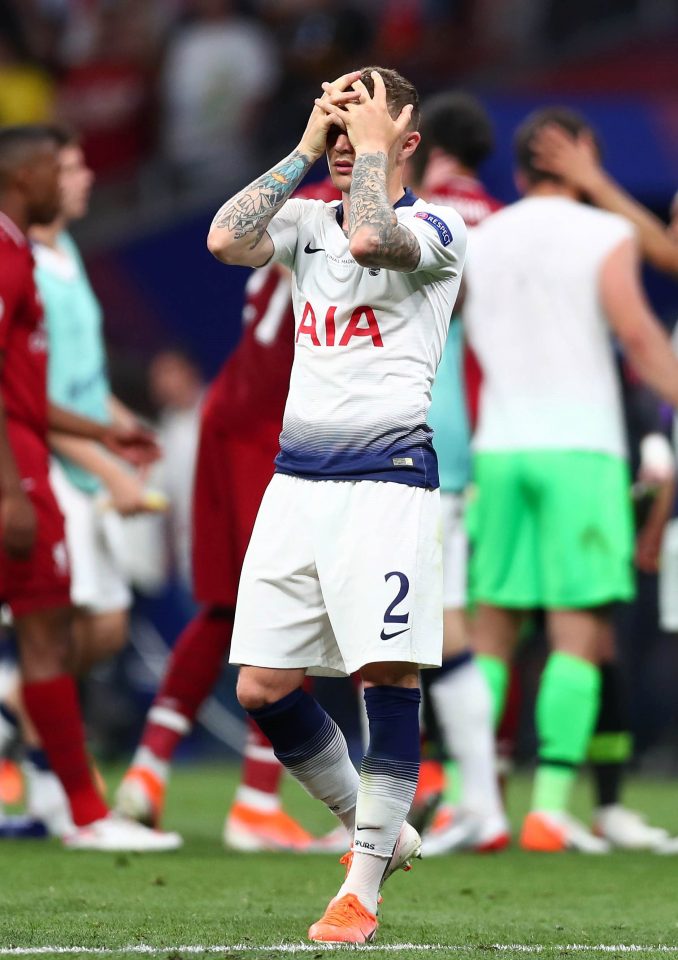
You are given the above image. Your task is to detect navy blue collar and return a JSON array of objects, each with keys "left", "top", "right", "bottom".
[{"left": 334, "top": 187, "right": 418, "bottom": 228}]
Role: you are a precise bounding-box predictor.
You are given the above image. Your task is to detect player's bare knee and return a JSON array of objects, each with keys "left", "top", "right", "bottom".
[
  {"left": 236, "top": 667, "right": 298, "bottom": 711},
  {"left": 361, "top": 661, "right": 420, "bottom": 688},
  {"left": 15, "top": 608, "right": 73, "bottom": 680}
]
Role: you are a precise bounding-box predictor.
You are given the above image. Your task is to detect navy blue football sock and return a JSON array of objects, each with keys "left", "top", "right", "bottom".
[{"left": 248, "top": 688, "right": 358, "bottom": 831}]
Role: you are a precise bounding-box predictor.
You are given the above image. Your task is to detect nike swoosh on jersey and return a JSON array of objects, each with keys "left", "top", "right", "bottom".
[
  {"left": 356, "top": 825, "right": 381, "bottom": 831},
  {"left": 303, "top": 242, "right": 325, "bottom": 254},
  {"left": 380, "top": 627, "right": 409, "bottom": 641}
]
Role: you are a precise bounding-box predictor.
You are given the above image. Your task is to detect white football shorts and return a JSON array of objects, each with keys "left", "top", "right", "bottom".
[
  {"left": 440, "top": 491, "right": 468, "bottom": 610},
  {"left": 49, "top": 461, "right": 132, "bottom": 614},
  {"left": 230, "top": 474, "right": 443, "bottom": 676}
]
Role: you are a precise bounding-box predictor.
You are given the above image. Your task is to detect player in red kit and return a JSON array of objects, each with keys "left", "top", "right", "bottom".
[
  {"left": 117, "top": 180, "right": 341, "bottom": 850},
  {"left": 0, "top": 125, "right": 180, "bottom": 851}
]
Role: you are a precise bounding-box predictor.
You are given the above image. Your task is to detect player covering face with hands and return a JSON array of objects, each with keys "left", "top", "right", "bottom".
[{"left": 209, "top": 69, "right": 466, "bottom": 943}]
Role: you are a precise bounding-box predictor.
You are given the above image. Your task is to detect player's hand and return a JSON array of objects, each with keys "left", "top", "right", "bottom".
[
  {"left": 106, "top": 468, "right": 155, "bottom": 517},
  {"left": 101, "top": 423, "right": 161, "bottom": 468},
  {"left": 299, "top": 70, "right": 363, "bottom": 161},
  {"left": 1, "top": 489, "right": 37, "bottom": 559},
  {"left": 530, "top": 124, "right": 603, "bottom": 194},
  {"left": 318, "top": 71, "right": 413, "bottom": 156}
]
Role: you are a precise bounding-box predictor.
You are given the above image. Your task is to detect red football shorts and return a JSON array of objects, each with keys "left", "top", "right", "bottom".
[
  {"left": 192, "top": 412, "right": 280, "bottom": 608},
  {"left": 0, "top": 423, "right": 71, "bottom": 617}
]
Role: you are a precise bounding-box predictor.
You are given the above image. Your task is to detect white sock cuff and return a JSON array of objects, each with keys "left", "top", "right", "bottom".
[
  {"left": 234, "top": 785, "right": 281, "bottom": 812},
  {"left": 148, "top": 705, "right": 192, "bottom": 735},
  {"left": 244, "top": 742, "right": 277, "bottom": 764}
]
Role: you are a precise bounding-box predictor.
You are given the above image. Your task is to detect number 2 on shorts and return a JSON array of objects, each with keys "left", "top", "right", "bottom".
[{"left": 380, "top": 571, "right": 410, "bottom": 640}]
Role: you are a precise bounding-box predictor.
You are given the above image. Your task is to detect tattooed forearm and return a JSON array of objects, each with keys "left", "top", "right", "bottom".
[
  {"left": 348, "top": 152, "right": 420, "bottom": 271},
  {"left": 211, "top": 150, "right": 312, "bottom": 249}
]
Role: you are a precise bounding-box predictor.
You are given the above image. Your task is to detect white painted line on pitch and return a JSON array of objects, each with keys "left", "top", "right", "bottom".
[{"left": 1, "top": 945, "right": 678, "bottom": 956}]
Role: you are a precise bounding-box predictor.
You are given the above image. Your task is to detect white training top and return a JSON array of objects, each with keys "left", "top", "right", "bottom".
[
  {"left": 464, "top": 196, "right": 634, "bottom": 458},
  {"left": 265, "top": 189, "right": 466, "bottom": 488}
]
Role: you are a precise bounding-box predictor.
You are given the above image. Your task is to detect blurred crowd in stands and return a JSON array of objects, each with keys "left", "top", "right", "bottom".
[{"left": 1, "top": 0, "right": 677, "bottom": 199}]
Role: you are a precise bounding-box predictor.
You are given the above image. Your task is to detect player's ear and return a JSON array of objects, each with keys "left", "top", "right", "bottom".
[{"left": 401, "top": 130, "right": 421, "bottom": 162}]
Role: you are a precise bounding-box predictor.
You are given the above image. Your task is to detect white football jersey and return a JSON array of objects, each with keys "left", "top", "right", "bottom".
[
  {"left": 464, "top": 196, "right": 634, "bottom": 458},
  {"left": 265, "top": 189, "right": 466, "bottom": 488}
]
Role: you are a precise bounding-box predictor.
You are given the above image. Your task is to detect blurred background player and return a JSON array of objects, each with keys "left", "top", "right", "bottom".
[
  {"left": 117, "top": 180, "right": 341, "bottom": 852},
  {"left": 147, "top": 348, "right": 204, "bottom": 603},
  {"left": 407, "top": 92, "right": 508, "bottom": 854},
  {"left": 464, "top": 107, "right": 678, "bottom": 854},
  {"left": 525, "top": 127, "right": 678, "bottom": 851},
  {"left": 0, "top": 124, "right": 179, "bottom": 851},
  {"left": 9, "top": 126, "right": 166, "bottom": 837}
]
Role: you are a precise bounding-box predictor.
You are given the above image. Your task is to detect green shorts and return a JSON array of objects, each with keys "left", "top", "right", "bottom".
[{"left": 467, "top": 450, "right": 635, "bottom": 609}]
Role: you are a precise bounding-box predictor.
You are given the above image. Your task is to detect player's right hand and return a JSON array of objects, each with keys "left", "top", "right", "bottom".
[
  {"left": 298, "top": 70, "right": 362, "bottom": 161},
  {"left": 530, "top": 124, "right": 602, "bottom": 193},
  {"left": 107, "top": 468, "right": 158, "bottom": 517},
  {"left": 1, "top": 490, "right": 37, "bottom": 559}
]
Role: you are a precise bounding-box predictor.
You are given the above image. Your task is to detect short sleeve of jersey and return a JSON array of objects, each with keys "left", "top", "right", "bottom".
[
  {"left": 0, "top": 243, "right": 26, "bottom": 352},
  {"left": 265, "top": 198, "right": 307, "bottom": 270},
  {"left": 400, "top": 204, "right": 466, "bottom": 279},
  {"left": 586, "top": 210, "right": 636, "bottom": 267}
]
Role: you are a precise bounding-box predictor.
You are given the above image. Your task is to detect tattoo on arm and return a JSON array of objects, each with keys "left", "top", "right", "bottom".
[
  {"left": 211, "top": 150, "right": 313, "bottom": 249},
  {"left": 348, "top": 152, "right": 420, "bottom": 271}
]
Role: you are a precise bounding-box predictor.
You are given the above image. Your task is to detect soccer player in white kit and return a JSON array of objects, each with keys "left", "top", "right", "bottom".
[{"left": 207, "top": 67, "right": 465, "bottom": 943}]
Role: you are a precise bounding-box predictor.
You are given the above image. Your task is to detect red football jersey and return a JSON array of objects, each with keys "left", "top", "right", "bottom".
[
  {"left": 420, "top": 170, "right": 502, "bottom": 427},
  {"left": 203, "top": 262, "right": 296, "bottom": 433},
  {"left": 204, "top": 179, "right": 341, "bottom": 433},
  {"left": 0, "top": 213, "right": 49, "bottom": 438},
  {"left": 421, "top": 172, "right": 503, "bottom": 228}
]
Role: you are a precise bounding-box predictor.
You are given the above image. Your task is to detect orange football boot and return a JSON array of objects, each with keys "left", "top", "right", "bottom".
[
  {"left": 0, "top": 759, "right": 23, "bottom": 805},
  {"left": 224, "top": 803, "right": 313, "bottom": 852},
  {"left": 115, "top": 767, "right": 165, "bottom": 827},
  {"left": 308, "top": 893, "right": 378, "bottom": 944}
]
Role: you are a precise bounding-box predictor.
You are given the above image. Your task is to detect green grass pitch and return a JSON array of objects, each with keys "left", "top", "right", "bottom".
[{"left": 1, "top": 764, "right": 678, "bottom": 959}]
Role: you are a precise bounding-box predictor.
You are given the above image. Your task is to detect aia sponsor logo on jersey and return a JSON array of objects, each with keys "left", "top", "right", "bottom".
[{"left": 295, "top": 302, "right": 383, "bottom": 347}]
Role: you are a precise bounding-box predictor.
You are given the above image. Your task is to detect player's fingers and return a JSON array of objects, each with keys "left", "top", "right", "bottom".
[
  {"left": 314, "top": 100, "right": 347, "bottom": 130},
  {"left": 322, "top": 90, "right": 361, "bottom": 107},
  {"left": 579, "top": 130, "right": 598, "bottom": 154},
  {"left": 370, "top": 71, "right": 386, "bottom": 103},
  {"left": 539, "top": 124, "right": 575, "bottom": 148},
  {"left": 351, "top": 78, "right": 370, "bottom": 101},
  {"left": 530, "top": 129, "right": 566, "bottom": 167},
  {"left": 394, "top": 103, "right": 414, "bottom": 134},
  {"left": 329, "top": 69, "right": 363, "bottom": 92}
]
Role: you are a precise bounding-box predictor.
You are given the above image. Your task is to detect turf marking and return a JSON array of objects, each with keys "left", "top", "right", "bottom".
[{"left": 1, "top": 945, "right": 678, "bottom": 956}]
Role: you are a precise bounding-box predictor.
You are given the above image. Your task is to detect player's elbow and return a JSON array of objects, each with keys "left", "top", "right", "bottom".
[
  {"left": 206, "top": 230, "right": 229, "bottom": 263},
  {"left": 349, "top": 231, "right": 382, "bottom": 268},
  {"left": 617, "top": 324, "right": 648, "bottom": 357},
  {"left": 207, "top": 229, "right": 238, "bottom": 265}
]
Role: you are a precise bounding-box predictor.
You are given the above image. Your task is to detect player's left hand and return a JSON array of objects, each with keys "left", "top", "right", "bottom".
[
  {"left": 102, "top": 423, "right": 161, "bottom": 468},
  {"left": 531, "top": 124, "right": 602, "bottom": 193},
  {"left": 317, "top": 71, "right": 413, "bottom": 155}
]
